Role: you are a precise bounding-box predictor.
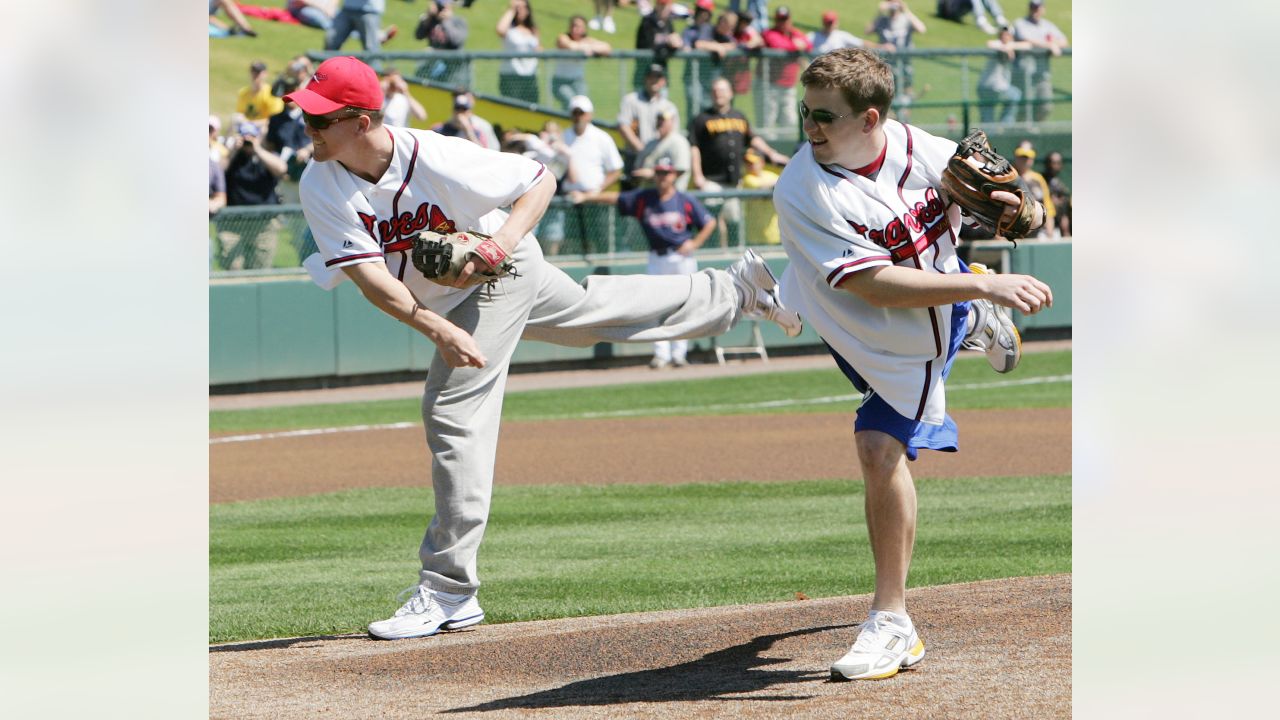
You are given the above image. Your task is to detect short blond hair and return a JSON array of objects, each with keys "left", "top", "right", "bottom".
[{"left": 800, "top": 48, "right": 895, "bottom": 119}]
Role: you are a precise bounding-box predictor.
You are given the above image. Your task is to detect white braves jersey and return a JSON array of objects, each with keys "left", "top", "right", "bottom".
[
  {"left": 299, "top": 125, "right": 548, "bottom": 314},
  {"left": 776, "top": 120, "right": 963, "bottom": 425}
]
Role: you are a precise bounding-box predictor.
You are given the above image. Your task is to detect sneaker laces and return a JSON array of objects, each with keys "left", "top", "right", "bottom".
[
  {"left": 393, "top": 585, "right": 435, "bottom": 617},
  {"left": 852, "top": 614, "right": 907, "bottom": 655}
]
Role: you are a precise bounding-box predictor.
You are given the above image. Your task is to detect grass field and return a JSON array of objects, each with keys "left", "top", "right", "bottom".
[
  {"left": 210, "top": 349, "right": 1071, "bottom": 643},
  {"left": 209, "top": 1, "right": 1072, "bottom": 125},
  {"left": 210, "top": 474, "right": 1070, "bottom": 643},
  {"left": 210, "top": 348, "right": 1070, "bottom": 433}
]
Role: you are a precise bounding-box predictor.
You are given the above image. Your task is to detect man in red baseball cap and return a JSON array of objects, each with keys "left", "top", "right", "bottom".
[
  {"left": 282, "top": 56, "right": 387, "bottom": 166},
  {"left": 281, "top": 55, "right": 803, "bottom": 643}
]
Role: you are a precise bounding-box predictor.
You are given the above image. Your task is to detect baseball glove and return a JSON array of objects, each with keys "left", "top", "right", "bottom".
[
  {"left": 410, "top": 230, "right": 517, "bottom": 288},
  {"left": 940, "top": 129, "right": 1045, "bottom": 239}
]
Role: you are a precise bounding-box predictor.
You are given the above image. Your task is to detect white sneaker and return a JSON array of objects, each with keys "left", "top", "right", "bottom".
[
  {"left": 367, "top": 585, "right": 485, "bottom": 640},
  {"left": 649, "top": 356, "right": 670, "bottom": 370},
  {"left": 963, "top": 263, "right": 1022, "bottom": 373},
  {"left": 603, "top": 15, "right": 616, "bottom": 34},
  {"left": 671, "top": 356, "right": 688, "bottom": 368},
  {"left": 728, "top": 250, "right": 803, "bottom": 337},
  {"left": 588, "top": 16, "right": 602, "bottom": 31},
  {"left": 976, "top": 15, "right": 996, "bottom": 34},
  {"left": 830, "top": 610, "right": 926, "bottom": 681}
]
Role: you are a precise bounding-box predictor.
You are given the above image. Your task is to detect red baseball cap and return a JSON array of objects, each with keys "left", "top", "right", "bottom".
[
  {"left": 822, "top": 10, "right": 838, "bottom": 24},
  {"left": 283, "top": 56, "right": 383, "bottom": 114},
  {"left": 696, "top": 0, "right": 715, "bottom": 11}
]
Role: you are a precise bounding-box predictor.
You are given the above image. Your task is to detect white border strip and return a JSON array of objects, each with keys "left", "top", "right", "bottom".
[{"left": 210, "top": 374, "right": 1070, "bottom": 445}]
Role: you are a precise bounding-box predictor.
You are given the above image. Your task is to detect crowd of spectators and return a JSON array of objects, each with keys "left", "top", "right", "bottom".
[{"left": 210, "top": 0, "right": 1071, "bottom": 271}]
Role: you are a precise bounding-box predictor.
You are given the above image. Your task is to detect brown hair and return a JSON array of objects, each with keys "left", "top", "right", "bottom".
[{"left": 800, "top": 48, "right": 894, "bottom": 119}]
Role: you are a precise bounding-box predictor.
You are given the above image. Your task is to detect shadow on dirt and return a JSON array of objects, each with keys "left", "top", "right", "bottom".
[
  {"left": 443, "top": 623, "right": 857, "bottom": 712},
  {"left": 209, "top": 634, "right": 366, "bottom": 653}
]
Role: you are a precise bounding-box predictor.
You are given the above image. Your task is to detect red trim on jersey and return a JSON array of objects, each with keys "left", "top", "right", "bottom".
[
  {"left": 827, "top": 254, "right": 892, "bottom": 286},
  {"left": 818, "top": 162, "right": 848, "bottom": 182},
  {"left": 851, "top": 140, "right": 888, "bottom": 178},
  {"left": 325, "top": 251, "right": 383, "bottom": 267},
  {"left": 896, "top": 124, "right": 914, "bottom": 205},
  {"left": 386, "top": 134, "right": 420, "bottom": 247},
  {"left": 383, "top": 239, "right": 414, "bottom": 253}
]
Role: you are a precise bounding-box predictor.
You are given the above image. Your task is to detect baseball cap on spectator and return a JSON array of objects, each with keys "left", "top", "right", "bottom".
[
  {"left": 454, "top": 93, "right": 474, "bottom": 110},
  {"left": 283, "top": 56, "right": 383, "bottom": 115},
  {"left": 209, "top": 115, "right": 222, "bottom": 132},
  {"left": 821, "top": 10, "right": 838, "bottom": 24},
  {"left": 657, "top": 106, "right": 678, "bottom": 122},
  {"left": 774, "top": 6, "right": 791, "bottom": 19},
  {"left": 1029, "top": 0, "right": 1044, "bottom": 6},
  {"left": 744, "top": 148, "right": 762, "bottom": 164},
  {"left": 237, "top": 121, "right": 261, "bottom": 137},
  {"left": 569, "top": 95, "right": 594, "bottom": 114},
  {"left": 1013, "top": 146, "right": 1036, "bottom": 159},
  {"left": 655, "top": 155, "right": 686, "bottom": 172},
  {"left": 250, "top": 61, "right": 268, "bottom": 75},
  {"left": 646, "top": 63, "right": 667, "bottom": 78},
  {"left": 696, "top": 0, "right": 714, "bottom": 11}
]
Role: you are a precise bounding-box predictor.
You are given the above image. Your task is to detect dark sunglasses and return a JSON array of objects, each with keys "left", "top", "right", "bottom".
[
  {"left": 303, "top": 111, "right": 361, "bottom": 130},
  {"left": 799, "top": 101, "right": 852, "bottom": 126}
]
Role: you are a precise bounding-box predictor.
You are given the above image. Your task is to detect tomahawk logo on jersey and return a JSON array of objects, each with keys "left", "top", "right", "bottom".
[{"left": 847, "top": 187, "right": 950, "bottom": 262}]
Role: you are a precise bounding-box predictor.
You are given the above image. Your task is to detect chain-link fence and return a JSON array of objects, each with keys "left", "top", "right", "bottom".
[
  {"left": 209, "top": 189, "right": 777, "bottom": 277},
  {"left": 320, "top": 47, "right": 1071, "bottom": 142}
]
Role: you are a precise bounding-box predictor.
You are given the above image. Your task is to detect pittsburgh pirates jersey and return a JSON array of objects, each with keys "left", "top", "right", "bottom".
[
  {"left": 299, "top": 125, "right": 547, "bottom": 314},
  {"left": 776, "top": 120, "right": 963, "bottom": 425}
]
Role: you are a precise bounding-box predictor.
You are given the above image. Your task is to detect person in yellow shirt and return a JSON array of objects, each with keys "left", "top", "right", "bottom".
[
  {"left": 236, "top": 61, "right": 284, "bottom": 124},
  {"left": 1012, "top": 141, "right": 1057, "bottom": 238},
  {"left": 741, "top": 148, "right": 780, "bottom": 244}
]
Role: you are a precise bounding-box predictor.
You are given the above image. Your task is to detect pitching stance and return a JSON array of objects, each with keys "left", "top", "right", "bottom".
[
  {"left": 285, "top": 57, "right": 802, "bottom": 640},
  {"left": 773, "top": 48, "right": 1052, "bottom": 680}
]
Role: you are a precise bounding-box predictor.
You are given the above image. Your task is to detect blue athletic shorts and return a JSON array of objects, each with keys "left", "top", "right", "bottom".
[{"left": 824, "top": 298, "right": 970, "bottom": 462}]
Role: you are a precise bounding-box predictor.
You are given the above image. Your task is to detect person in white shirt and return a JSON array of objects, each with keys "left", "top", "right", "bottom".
[
  {"left": 496, "top": 0, "right": 542, "bottom": 104},
  {"left": 552, "top": 15, "right": 612, "bottom": 111},
  {"left": 809, "top": 10, "right": 865, "bottom": 53},
  {"left": 1011, "top": 0, "right": 1068, "bottom": 122},
  {"left": 284, "top": 56, "right": 801, "bottom": 641},
  {"left": 773, "top": 47, "right": 1051, "bottom": 681},
  {"left": 542, "top": 94, "right": 623, "bottom": 253},
  {"left": 380, "top": 68, "right": 427, "bottom": 127}
]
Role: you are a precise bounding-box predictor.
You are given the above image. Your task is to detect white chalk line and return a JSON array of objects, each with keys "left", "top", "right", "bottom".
[{"left": 210, "top": 374, "right": 1071, "bottom": 445}]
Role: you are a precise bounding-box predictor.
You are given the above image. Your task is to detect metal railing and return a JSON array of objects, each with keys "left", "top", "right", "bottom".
[
  {"left": 209, "top": 189, "right": 777, "bottom": 277},
  {"left": 312, "top": 46, "right": 1071, "bottom": 141}
]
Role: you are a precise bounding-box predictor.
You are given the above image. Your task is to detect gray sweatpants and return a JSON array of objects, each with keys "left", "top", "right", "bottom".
[{"left": 418, "top": 239, "right": 742, "bottom": 593}]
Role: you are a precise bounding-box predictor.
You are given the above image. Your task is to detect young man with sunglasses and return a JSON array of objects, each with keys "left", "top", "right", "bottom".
[
  {"left": 773, "top": 48, "right": 1052, "bottom": 680},
  {"left": 284, "top": 56, "right": 803, "bottom": 641}
]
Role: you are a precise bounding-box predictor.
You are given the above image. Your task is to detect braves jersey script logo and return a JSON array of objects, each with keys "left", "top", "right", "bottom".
[
  {"left": 357, "top": 202, "right": 457, "bottom": 248},
  {"left": 645, "top": 209, "right": 688, "bottom": 233},
  {"left": 846, "top": 187, "right": 949, "bottom": 262}
]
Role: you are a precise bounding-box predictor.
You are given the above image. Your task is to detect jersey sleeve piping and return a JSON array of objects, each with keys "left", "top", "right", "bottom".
[
  {"left": 827, "top": 254, "right": 892, "bottom": 287},
  {"left": 325, "top": 251, "right": 385, "bottom": 268}
]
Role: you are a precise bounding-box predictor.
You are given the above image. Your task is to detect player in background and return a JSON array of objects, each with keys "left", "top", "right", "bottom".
[
  {"left": 773, "top": 48, "right": 1052, "bottom": 680},
  {"left": 579, "top": 155, "right": 716, "bottom": 369},
  {"left": 285, "top": 57, "right": 802, "bottom": 641}
]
